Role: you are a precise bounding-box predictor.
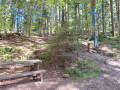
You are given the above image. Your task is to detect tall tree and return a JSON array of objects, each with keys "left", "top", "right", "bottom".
[
  {"left": 102, "top": 0, "right": 106, "bottom": 36},
  {"left": 41, "top": 0, "right": 44, "bottom": 36},
  {"left": 118, "top": 0, "right": 120, "bottom": 37},
  {"left": 92, "top": 0, "right": 95, "bottom": 28},
  {"left": 110, "top": 0, "right": 115, "bottom": 37}
]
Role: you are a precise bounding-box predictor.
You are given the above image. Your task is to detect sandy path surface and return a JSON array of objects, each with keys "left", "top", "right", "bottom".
[{"left": 0, "top": 52, "right": 120, "bottom": 90}]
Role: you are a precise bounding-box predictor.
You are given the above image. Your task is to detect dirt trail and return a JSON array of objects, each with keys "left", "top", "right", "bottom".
[
  {"left": 0, "top": 38, "right": 120, "bottom": 90},
  {"left": 79, "top": 52, "right": 120, "bottom": 90},
  {"left": 1, "top": 52, "right": 120, "bottom": 90}
]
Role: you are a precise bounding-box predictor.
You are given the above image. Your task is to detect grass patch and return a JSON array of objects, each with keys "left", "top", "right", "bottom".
[
  {"left": 65, "top": 58, "right": 101, "bottom": 81},
  {"left": 108, "top": 53, "right": 117, "bottom": 57},
  {"left": 98, "top": 36, "right": 120, "bottom": 49},
  {"left": 0, "top": 46, "right": 23, "bottom": 62},
  {"left": 98, "top": 36, "right": 120, "bottom": 56},
  {"left": 40, "top": 44, "right": 52, "bottom": 48}
]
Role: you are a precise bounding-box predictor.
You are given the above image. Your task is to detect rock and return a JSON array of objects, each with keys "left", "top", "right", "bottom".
[
  {"left": 101, "top": 68, "right": 110, "bottom": 74},
  {"left": 63, "top": 74, "right": 70, "bottom": 78}
]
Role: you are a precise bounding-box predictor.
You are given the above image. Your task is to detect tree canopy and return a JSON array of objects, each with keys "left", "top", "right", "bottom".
[{"left": 0, "top": 0, "right": 119, "bottom": 38}]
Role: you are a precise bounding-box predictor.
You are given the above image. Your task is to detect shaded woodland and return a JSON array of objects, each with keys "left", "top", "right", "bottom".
[{"left": 0, "top": 0, "right": 120, "bottom": 89}]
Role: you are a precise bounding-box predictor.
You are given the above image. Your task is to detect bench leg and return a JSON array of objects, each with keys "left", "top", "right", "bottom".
[
  {"left": 40, "top": 74, "right": 43, "bottom": 82},
  {"left": 0, "top": 80, "right": 3, "bottom": 86},
  {"left": 32, "top": 74, "right": 43, "bottom": 82},
  {"left": 33, "top": 76, "right": 37, "bottom": 80},
  {"left": 37, "top": 74, "right": 44, "bottom": 85}
]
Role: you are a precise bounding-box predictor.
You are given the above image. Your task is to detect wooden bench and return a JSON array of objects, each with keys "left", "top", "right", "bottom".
[{"left": 0, "top": 60, "right": 46, "bottom": 86}]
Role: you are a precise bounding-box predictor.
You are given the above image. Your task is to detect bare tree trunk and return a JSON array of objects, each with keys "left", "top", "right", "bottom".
[
  {"left": 92, "top": 0, "right": 95, "bottom": 27},
  {"left": 62, "top": 6, "right": 64, "bottom": 26},
  {"left": 59, "top": 6, "right": 61, "bottom": 23},
  {"left": 102, "top": 0, "right": 106, "bottom": 36},
  {"left": 118, "top": 0, "right": 120, "bottom": 37},
  {"left": 68, "top": 0, "right": 69, "bottom": 24},
  {"left": 41, "top": 0, "right": 44, "bottom": 37},
  {"left": 115, "top": 0, "right": 119, "bottom": 22},
  {"left": 74, "top": 2, "right": 77, "bottom": 31},
  {"left": 110, "top": 0, "right": 115, "bottom": 37},
  {"left": 17, "top": 9, "right": 19, "bottom": 33}
]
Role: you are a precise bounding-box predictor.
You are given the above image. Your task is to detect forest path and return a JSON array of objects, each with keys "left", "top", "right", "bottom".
[
  {"left": 78, "top": 52, "right": 120, "bottom": 90},
  {"left": 1, "top": 51, "right": 120, "bottom": 90},
  {"left": 0, "top": 40, "right": 120, "bottom": 90}
]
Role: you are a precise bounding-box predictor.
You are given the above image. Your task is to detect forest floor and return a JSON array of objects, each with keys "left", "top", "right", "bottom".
[{"left": 0, "top": 36, "right": 120, "bottom": 90}]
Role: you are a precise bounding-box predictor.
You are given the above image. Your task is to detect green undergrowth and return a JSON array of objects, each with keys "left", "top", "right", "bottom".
[
  {"left": 35, "top": 42, "right": 85, "bottom": 68},
  {"left": 65, "top": 57, "right": 101, "bottom": 81},
  {"left": 0, "top": 46, "right": 23, "bottom": 62},
  {"left": 35, "top": 49, "right": 51, "bottom": 68},
  {"left": 98, "top": 35, "right": 120, "bottom": 57},
  {"left": 99, "top": 35, "right": 120, "bottom": 48}
]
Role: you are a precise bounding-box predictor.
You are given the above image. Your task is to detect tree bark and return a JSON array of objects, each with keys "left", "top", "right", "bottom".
[
  {"left": 102, "top": 0, "right": 106, "bottom": 36},
  {"left": 118, "top": 0, "right": 120, "bottom": 37},
  {"left": 62, "top": 6, "right": 64, "bottom": 26},
  {"left": 92, "top": 0, "right": 95, "bottom": 26},
  {"left": 110, "top": 0, "right": 115, "bottom": 37},
  {"left": 41, "top": 0, "right": 44, "bottom": 37}
]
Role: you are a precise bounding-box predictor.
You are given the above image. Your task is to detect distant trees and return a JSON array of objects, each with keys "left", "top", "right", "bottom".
[{"left": 0, "top": 0, "right": 120, "bottom": 38}]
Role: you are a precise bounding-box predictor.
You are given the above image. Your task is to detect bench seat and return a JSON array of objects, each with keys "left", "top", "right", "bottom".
[
  {"left": 0, "top": 70, "right": 46, "bottom": 81},
  {"left": 0, "top": 60, "right": 46, "bottom": 86},
  {"left": 0, "top": 65, "right": 34, "bottom": 70},
  {"left": 0, "top": 60, "right": 42, "bottom": 66}
]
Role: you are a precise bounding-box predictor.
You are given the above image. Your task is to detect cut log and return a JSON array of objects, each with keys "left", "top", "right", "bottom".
[
  {"left": 0, "top": 60, "right": 42, "bottom": 66},
  {"left": 0, "top": 60, "right": 45, "bottom": 86},
  {"left": 0, "top": 70, "right": 46, "bottom": 80},
  {"left": 0, "top": 65, "right": 34, "bottom": 70}
]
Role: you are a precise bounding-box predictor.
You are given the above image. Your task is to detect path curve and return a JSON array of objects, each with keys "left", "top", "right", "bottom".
[{"left": 1, "top": 52, "right": 120, "bottom": 90}]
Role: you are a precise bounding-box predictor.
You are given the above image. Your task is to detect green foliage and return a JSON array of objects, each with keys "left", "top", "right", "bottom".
[
  {"left": 99, "top": 35, "right": 120, "bottom": 50},
  {"left": 108, "top": 53, "right": 117, "bottom": 57},
  {"left": 98, "top": 35, "right": 115, "bottom": 42},
  {"left": 35, "top": 49, "right": 51, "bottom": 68},
  {"left": 98, "top": 35, "right": 120, "bottom": 58},
  {"left": 65, "top": 58, "right": 101, "bottom": 80},
  {"left": 0, "top": 46, "right": 19, "bottom": 55},
  {"left": 0, "top": 0, "right": 119, "bottom": 38},
  {"left": 76, "top": 43, "right": 85, "bottom": 52},
  {"left": 55, "top": 24, "right": 76, "bottom": 43},
  {"left": 0, "top": 46, "right": 22, "bottom": 62}
]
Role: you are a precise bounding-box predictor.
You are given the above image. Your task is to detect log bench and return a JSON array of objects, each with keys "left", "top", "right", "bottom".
[{"left": 0, "top": 60, "right": 46, "bottom": 86}]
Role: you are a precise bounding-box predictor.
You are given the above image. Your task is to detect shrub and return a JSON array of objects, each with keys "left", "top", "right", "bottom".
[{"left": 65, "top": 58, "right": 100, "bottom": 80}]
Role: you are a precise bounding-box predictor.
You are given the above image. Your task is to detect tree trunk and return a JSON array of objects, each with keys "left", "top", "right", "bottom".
[
  {"left": 110, "top": 0, "right": 115, "bottom": 37},
  {"left": 92, "top": 0, "right": 95, "bottom": 27},
  {"left": 41, "top": 0, "right": 44, "bottom": 37},
  {"left": 74, "top": 2, "right": 77, "bottom": 31},
  {"left": 102, "top": 0, "right": 106, "bottom": 36},
  {"left": 62, "top": 6, "right": 64, "bottom": 26},
  {"left": 115, "top": 0, "right": 119, "bottom": 22},
  {"left": 118, "top": 0, "right": 120, "bottom": 37},
  {"left": 17, "top": 9, "right": 19, "bottom": 33}
]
